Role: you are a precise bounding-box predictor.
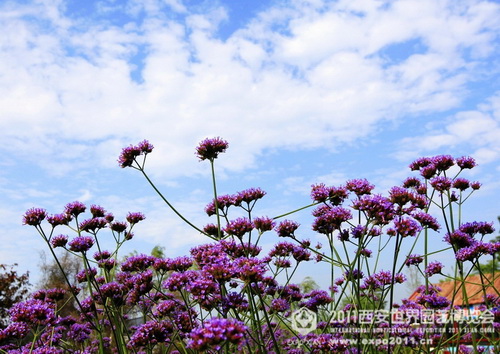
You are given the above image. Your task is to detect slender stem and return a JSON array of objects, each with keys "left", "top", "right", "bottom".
[
  {"left": 210, "top": 160, "right": 223, "bottom": 239},
  {"left": 138, "top": 167, "right": 211, "bottom": 237}
]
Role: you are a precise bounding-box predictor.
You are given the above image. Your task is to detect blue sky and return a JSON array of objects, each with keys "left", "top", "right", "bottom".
[{"left": 1, "top": 0, "right": 499, "bottom": 297}]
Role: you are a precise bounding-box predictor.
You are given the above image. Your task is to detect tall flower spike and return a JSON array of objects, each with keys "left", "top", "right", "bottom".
[{"left": 195, "top": 137, "right": 229, "bottom": 161}]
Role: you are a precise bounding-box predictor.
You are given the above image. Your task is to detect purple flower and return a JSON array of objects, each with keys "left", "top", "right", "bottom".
[
  {"left": 46, "top": 213, "right": 71, "bottom": 227},
  {"left": 205, "top": 194, "right": 235, "bottom": 216},
  {"left": 126, "top": 212, "right": 145, "bottom": 224},
  {"left": 68, "top": 323, "right": 92, "bottom": 343},
  {"left": 359, "top": 248, "right": 372, "bottom": 257},
  {"left": 268, "top": 241, "right": 295, "bottom": 258},
  {"left": 417, "top": 293, "right": 450, "bottom": 309},
  {"left": 402, "top": 177, "right": 421, "bottom": 189},
  {"left": 424, "top": 261, "right": 443, "bottom": 276},
  {"left": 389, "top": 186, "right": 414, "bottom": 206},
  {"left": 68, "top": 236, "right": 94, "bottom": 252},
  {"left": 0, "top": 321, "right": 30, "bottom": 339},
  {"left": 163, "top": 270, "right": 198, "bottom": 291},
  {"left": 456, "top": 242, "right": 496, "bottom": 262},
  {"left": 110, "top": 221, "right": 128, "bottom": 232},
  {"left": 346, "top": 178, "right": 374, "bottom": 196},
  {"left": 99, "top": 282, "right": 127, "bottom": 305},
  {"left": 118, "top": 140, "right": 154, "bottom": 168},
  {"left": 203, "top": 223, "right": 221, "bottom": 237},
  {"left": 64, "top": 201, "right": 86, "bottom": 217},
  {"left": 275, "top": 220, "right": 300, "bottom": 237},
  {"left": 444, "top": 230, "right": 474, "bottom": 249},
  {"left": 50, "top": 234, "right": 68, "bottom": 248},
  {"left": 430, "top": 176, "right": 452, "bottom": 192},
  {"left": 224, "top": 217, "right": 253, "bottom": 238},
  {"left": 235, "top": 257, "right": 267, "bottom": 282},
  {"left": 138, "top": 140, "right": 154, "bottom": 153},
  {"left": 253, "top": 216, "right": 276, "bottom": 232},
  {"left": 22, "top": 208, "right": 47, "bottom": 226},
  {"left": 98, "top": 258, "right": 117, "bottom": 270},
  {"left": 405, "top": 254, "right": 424, "bottom": 266},
  {"left": 471, "top": 181, "right": 481, "bottom": 190},
  {"left": 459, "top": 221, "right": 494, "bottom": 235},
  {"left": 121, "top": 254, "right": 155, "bottom": 272},
  {"left": 79, "top": 217, "right": 107, "bottom": 232},
  {"left": 409, "top": 157, "right": 433, "bottom": 170},
  {"left": 270, "top": 298, "right": 290, "bottom": 313},
  {"left": 412, "top": 212, "right": 440, "bottom": 231},
  {"left": 312, "top": 206, "right": 352, "bottom": 234},
  {"left": 234, "top": 188, "right": 266, "bottom": 206},
  {"left": 10, "top": 299, "right": 55, "bottom": 326},
  {"left": 301, "top": 290, "right": 333, "bottom": 311},
  {"left": 456, "top": 156, "right": 476, "bottom": 169},
  {"left": 344, "top": 269, "right": 364, "bottom": 281},
  {"left": 420, "top": 164, "right": 437, "bottom": 179},
  {"left": 311, "top": 184, "right": 349, "bottom": 204},
  {"left": 195, "top": 137, "right": 229, "bottom": 161},
  {"left": 291, "top": 246, "right": 311, "bottom": 263},
  {"left": 392, "top": 217, "right": 422, "bottom": 237},
  {"left": 452, "top": 178, "right": 470, "bottom": 191},
  {"left": 89, "top": 205, "right": 106, "bottom": 217},
  {"left": 310, "top": 183, "right": 331, "bottom": 202},
  {"left": 128, "top": 320, "right": 173, "bottom": 349},
  {"left": 187, "top": 318, "right": 247, "bottom": 351},
  {"left": 75, "top": 268, "right": 97, "bottom": 283},
  {"left": 432, "top": 155, "right": 454, "bottom": 171},
  {"left": 352, "top": 194, "right": 395, "bottom": 225}
]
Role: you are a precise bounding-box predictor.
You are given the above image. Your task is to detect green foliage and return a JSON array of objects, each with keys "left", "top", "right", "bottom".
[
  {"left": 299, "top": 276, "right": 319, "bottom": 293},
  {"left": 37, "top": 251, "right": 81, "bottom": 318},
  {"left": 0, "top": 264, "right": 30, "bottom": 328}
]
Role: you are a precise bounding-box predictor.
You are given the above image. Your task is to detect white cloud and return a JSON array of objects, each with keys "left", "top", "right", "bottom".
[
  {"left": 395, "top": 92, "right": 500, "bottom": 164},
  {"left": 0, "top": 0, "right": 498, "bottom": 180}
]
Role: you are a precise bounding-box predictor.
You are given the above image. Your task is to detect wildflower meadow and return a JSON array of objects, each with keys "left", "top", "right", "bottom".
[{"left": 1, "top": 138, "right": 498, "bottom": 353}]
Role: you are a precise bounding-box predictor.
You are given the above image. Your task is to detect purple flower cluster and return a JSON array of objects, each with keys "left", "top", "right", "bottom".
[
  {"left": 195, "top": 137, "right": 229, "bottom": 161},
  {"left": 22, "top": 208, "right": 47, "bottom": 226},
  {"left": 12, "top": 143, "right": 497, "bottom": 353},
  {"left": 187, "top": 318, "right": 247, "bottom": 351},
  {"left": 118, "top": 140, "right": 154, "bottom": 168},
  {"left": 68, "top": 236, "right": 94, "bottom": 253},
  {"left": 424, "top": 261, "right": 444, "bottom": 276}
]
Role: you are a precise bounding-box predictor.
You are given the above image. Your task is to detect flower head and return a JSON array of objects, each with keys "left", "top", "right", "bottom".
[
  {"left": 50, "top": 234, "right": 68, "bottom": 248},
  {"left": 346, "top": 178, "right": 374, "bottom": 196},
  {"left": 424, "top": 261, "right": 443, "bottom": 276},
  {"left": 195, "top": 137, "right": 228, "bottom": 161},
  {"left": 456, "top": 156, "right": 476, "bottom": 169},
  {"left": 405, "top": 254, "right": 424, "bottom": 267},
  {"left": 68, "top": 236, "right": 94, "bottom": 253},
  {"left": 234, "top": 188, "right": 266, "bottom": 206},
  {"left": 253, "top": 216, "right": 276, "bottom": 233},
  {"left": 118, "top": 140, "right": 154, "bottom": 168},
  {"left": 224, "top": 217, "right": 253, "bottom": 238},
  {"left": 126, "top": 212, "right": 145, "bottom": 224},
  {"left": 47, "top": 213, "right": 71, "bottom": 227},
  {"left": 187, "top": 318, "right": 247, "bottom": 351},
  {"left": 65, "top": 201, "right": 86, "bottom": 217},
  {"left": 22, "top": 208, "right": 47, "bottom": 226},
  {"left": 275, "top": 220, "right": 300, "bottom": 237}
]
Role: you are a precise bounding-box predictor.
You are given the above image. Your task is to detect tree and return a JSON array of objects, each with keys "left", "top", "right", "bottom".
[
  {"left": 37, "top": 251, "right": 82, "bottom": 318},
  {"left": 0, "top": 264, "right": 30, "bottom": 328},
  {"left": 299, "top": 276, "right": 319, "bottom": 293},
  {"left": 405, "top": 265, "right": 423, "bottom": 295}
]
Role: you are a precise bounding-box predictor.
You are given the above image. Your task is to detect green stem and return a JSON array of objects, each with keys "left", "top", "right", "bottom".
[{"left": 139, "top": 168, "right": 211, "bottom": 237}]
